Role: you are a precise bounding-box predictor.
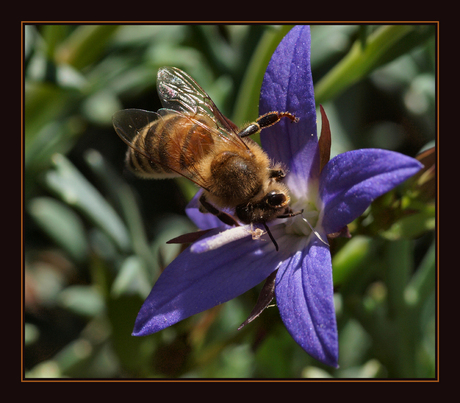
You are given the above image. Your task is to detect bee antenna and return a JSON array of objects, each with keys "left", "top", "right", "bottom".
[{"left": 263, "top": 222, "right": 279, "bottom": 252}]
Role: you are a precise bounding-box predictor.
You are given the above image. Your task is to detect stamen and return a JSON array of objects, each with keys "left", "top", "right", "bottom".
[{"left": 302, "top": 215, "right": 329, "bottom": 246}]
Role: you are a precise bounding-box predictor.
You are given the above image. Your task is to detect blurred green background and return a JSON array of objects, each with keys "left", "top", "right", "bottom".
[{"left": 23, "top": 24, "right": 436, "bottom": 379}]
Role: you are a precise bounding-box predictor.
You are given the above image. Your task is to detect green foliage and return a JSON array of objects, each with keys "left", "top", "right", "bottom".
[{"left": 24, "top": 24, "right": 436, "bottom": 379}]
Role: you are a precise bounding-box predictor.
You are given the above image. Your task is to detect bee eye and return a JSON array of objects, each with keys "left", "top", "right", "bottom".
[{"left": 265, "top": 191, "right": 286, "bottom": 207}]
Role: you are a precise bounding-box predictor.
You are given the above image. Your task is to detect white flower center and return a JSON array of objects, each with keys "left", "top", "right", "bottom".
[
  {"left": 189, "top": 189, "right": 328, "bottom": 254},
  {"left": 283, "top": 196, "right": 329, "bottom": 246},
  {"left": 284, "top": 198, "right": 319, "bottom": 236}
]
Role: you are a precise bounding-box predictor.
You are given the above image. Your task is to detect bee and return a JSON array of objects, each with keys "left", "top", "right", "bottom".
[{"left": 113, "top": 66, "right": 302, "bottom": 250}]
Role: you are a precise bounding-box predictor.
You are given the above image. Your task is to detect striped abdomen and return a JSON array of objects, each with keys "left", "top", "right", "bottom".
[{"left": 126, "top": 112, "right": 215, "bottom": 179}]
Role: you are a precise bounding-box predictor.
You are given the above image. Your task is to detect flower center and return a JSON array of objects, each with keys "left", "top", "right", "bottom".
[{"left": 284, "top": 198, "right": 319, "bottom": 237}]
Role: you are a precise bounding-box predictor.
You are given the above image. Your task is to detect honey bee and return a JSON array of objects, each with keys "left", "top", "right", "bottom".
[{"left": 113, "top": 66, "right": 302, "bottom": 250}]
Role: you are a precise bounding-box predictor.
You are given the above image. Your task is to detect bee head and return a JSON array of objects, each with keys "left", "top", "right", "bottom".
[{"left": 235, "top": 184, "right": 291, "bottom": 224}]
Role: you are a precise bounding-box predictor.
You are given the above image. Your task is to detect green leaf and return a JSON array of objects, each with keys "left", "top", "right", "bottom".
[
  {"left": 83, "top": 149, "right": 156, "bottom": 273},
  {"left": 25, "top": 81, "right": 79, "bottom": 137},
  {"left": 28, "top": 197, "right": 89, "bottom": 263},
  {"left": 111, "top": 255, "right": 152, "bottom": 299},
  {"left": 332, "top": 236, "right": 373, "bottom": 286},
  {"left": 405, "top": 240, "right": 435, "bottom": 309},
  {"left": 315, "top": 25, "right": 435, "bottom": 104},
  {"left": 56, "top": 25, "right": 120, "bottom": 70},
  {"left": 45, "top": 154, "right": 130, "bottom": 252},
  {"left": 380, "top": 205, "right": 435, "bottom": 240},
  {"left": 25, "top": 119, "right": 84, "bottom": 178},
  {"left": 58, "top": 285, "right": 105, "bottom": 317},
  {"left": 232, "top": 25, "right": 293, "bottom": 126},
  {"left": 106, "top": 293, "right": 156, "bottom": 375}
]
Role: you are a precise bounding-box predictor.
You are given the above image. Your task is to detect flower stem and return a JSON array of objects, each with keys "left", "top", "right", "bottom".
[
  {"left": 314, "top": 25, "right": 413, "bottom": 104},
  {"left": 232, "top": 25, "right": 294, "bottom": 126},
  {"left": 384, "top": 239, "right": 417, "bottom": 377}
]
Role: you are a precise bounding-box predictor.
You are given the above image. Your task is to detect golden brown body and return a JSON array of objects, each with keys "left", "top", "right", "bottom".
[
  {"left": 124, "top": 108, "right": 288, "bottom": 218},
  {"left": 126, "top": 111, "right": 215, "bottom": 180},
  {"left": 113, "top": 67, "right": 301, "bottom": 248}
]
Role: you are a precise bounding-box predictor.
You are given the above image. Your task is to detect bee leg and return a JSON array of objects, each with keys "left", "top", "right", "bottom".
[
  {"left": 269, "top": 169, "right": 285, "bottom": 180},
  {"left": 199, "top": 195, "right": 279, "bottom": 252},
  {"left": 238, "top": 112, "right": 299, "bottom": 138},
  {"left": 257, "top": 111, "right": 299, "bottom": 129},
  {"left": 199, "top": 194, "right": 239, "bottom": 227}
]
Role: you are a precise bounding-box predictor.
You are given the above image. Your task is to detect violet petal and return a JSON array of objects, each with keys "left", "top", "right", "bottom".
[
  {"left": 132, "top": 229, "right": 282, "bottom": 336},
  {"left": 259, "top": 25, "right": 320, "bottom": 197},
  {"left": 275, "top": 232, "right": 338, "bottom": 368},
  {"left": 185, "top": 190, "right": 228, "bottom": 230},
  {"left": 319, "top": 148, "right": 424, "bottom": 234}
]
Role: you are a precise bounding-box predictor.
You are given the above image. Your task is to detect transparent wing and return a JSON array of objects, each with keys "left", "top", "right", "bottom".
[
  {"left": 112, "top": 108, "right": 210, "bottom": 189},
  {"left": 157, "top": 66, "right": 247, "bottom": 149},
  {"left": 112, "top": 108, "right": 159, "bottom": 160}
]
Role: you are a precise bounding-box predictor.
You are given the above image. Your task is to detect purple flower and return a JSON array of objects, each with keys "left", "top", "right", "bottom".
[{"left": 132, "top": 25, "right": 423, "bottom": 368}]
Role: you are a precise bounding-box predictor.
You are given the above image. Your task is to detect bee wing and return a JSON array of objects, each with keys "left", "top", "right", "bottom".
[
  {"left": 112, "top": 108, "right": 159, "bottom": 160},
  {"left": 112, "top": 108, "right": 210, "bottom": 189},
  {"left": 157, "top": 67, "right": 247, "bottom": 149}
]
